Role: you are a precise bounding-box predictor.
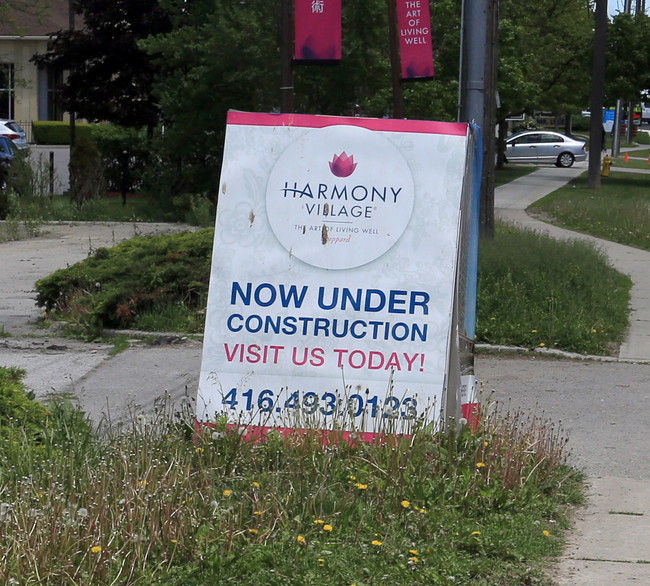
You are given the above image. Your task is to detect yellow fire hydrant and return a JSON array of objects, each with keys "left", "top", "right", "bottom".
[{"left": 601, "top": 154, "right": 612, "bottom": 177}]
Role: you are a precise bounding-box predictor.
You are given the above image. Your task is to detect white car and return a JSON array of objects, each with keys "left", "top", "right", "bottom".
[
  {"left": 0, "top": 119, "right": 28, "bottom": 150},
  {"left": 505, "top": 130, "right": 587, "bottom": 168}
]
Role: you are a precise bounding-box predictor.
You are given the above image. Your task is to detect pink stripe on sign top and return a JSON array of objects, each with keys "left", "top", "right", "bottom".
[{"left": 226, "top": 111, "right": 468, "bottom": 136}]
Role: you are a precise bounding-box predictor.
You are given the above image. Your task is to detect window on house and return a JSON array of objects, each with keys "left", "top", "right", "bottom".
[
  {"left": 38, "top": 66, "right": 64, "bottom": 121},
  {"left": 0, "top": 63, "right": 15, "bottom": 119},
  {"left": 47, "top": 68, "right": 63, "bottom": 121}
]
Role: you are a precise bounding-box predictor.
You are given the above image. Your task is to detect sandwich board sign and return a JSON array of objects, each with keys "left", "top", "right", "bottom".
[{"left": 197, "top": 111, "right": 479, "bottom": 437}]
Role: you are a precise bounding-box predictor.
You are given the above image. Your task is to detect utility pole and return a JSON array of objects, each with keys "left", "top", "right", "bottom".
[
  {"left": 588, "top": 0, "right": 607, "bottom": 189},
  {"left": 280, "top": 0, "right": 294, "bottom": 113},
  {"left": 68, "top": 0, "right": 76, "bottom": 147},
  {"left": 458, "top": 0, "right": 499, "bottom": 237}
]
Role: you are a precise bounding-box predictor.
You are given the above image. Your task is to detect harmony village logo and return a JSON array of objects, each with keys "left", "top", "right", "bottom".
[
  {"left": 266, "top": 125, "right": 415, "bottom": 270},
  {"left": 329, "top": 152, "right": 357, "bottom": 177}
]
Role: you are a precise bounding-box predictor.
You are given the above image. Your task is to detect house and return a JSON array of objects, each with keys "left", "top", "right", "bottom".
[{"left": 0, "top": 0, "right": 70, "bottom": 132}]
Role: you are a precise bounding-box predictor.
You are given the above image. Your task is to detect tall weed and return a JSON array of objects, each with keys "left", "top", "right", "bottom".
[
  {"left": 477, "top": 222, "right": 631, "bottom": 354},
  {"left": 0, "top": 373, "right": 583, "bottom": 585}
]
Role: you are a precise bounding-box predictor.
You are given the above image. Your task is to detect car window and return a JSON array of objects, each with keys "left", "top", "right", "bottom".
[
  {"left": 540, "top": 134, "right": 562, "bottom": 143},
  {"left": 520, "top": 134, "right": 542, "bottom": 144},
  {"left": 6, "top": 122, "right": 24, "bottom": 133}
]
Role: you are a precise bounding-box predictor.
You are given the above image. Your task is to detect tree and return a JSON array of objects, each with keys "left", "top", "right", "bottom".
[
  {"left": 497, "top": 0, "right": 593, "bottom": 119},
  {"left": 140, "top": 0, "right": 283, "bottom": 199},
  {"left": 495, "top": 0, "right": 594, "bottom": 166},
  {"left": 605, "top": 12, "right": 650, "bottom": 103},
  {"left": 32, "top": 0, "right": 172, "bottom": 128}
]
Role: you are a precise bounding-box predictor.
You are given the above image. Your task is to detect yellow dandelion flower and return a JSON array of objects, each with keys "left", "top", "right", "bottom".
[
  {"left": 355, "top": 483, "right": 368, "bottom": 490},
  {"left": 252, "top": 481, "right": 260, "bottom": 488},
  {"left": 476, "top": 462, "right": 486, "bottom": 468},
  {"left": 323, "top": 524, "right": 333, "bottom": 532},
  {"left": 401, "top": 500, "right": 411, "bottom": 508},
  {"left": 253, "top": 511, "right": 263, "bottom": 516},
  {"left": 539, "top": 342, "right": 546, "bottom": 347},
  {"left": 410, "top": 556, "right": 419, "bottom": 563},
  {"left": 314, "top": 519, "right": 325, "bottom": 524},
  {"left": 194, "top": 447, "right": 204, "bottom": 453},
  {"left": 91, "top": 545, "right": 102, "bottom": 553},
  {"left": 349, "top": 475, "right": 356, "bottom": 481},
  {"left": 531, "top": 329, "right": 537, "bottom": 333},
  {"left": 484, "top": 441, "right": 489, "bottom": 447},
  {"left": 248, "top": 528, "right": 259, "bottom": 535},
  {"left": 419, "top": 508, "right": 427, "bottom": 514},
  {"left": 490, "top": 317, "right": 496, "bottom": 320},
  {"left": 592, "top": 328, "right": 597, "bottom": 333},
  {"left": 472, "top": 531, "right": 481, "bottom": 536},
  {"left": 543, "top": 530, "right": 550, "bottom": 537},
  {"left": 171, "top": 539, "right": 178, "bottom": 544},
  {"left": 223, "top": 489, "right": 232, "bottom": 497},
  {"left": 409, "top": 549, "right": 418, "bottom": 555},
  {"left": 371, "top": 539, "right": 383, "bottom": 546},
  {"left": 297, "top": 535, "right": 306, "bottom": 544}
]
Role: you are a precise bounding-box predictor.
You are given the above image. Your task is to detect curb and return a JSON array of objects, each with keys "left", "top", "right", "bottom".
[{"left": 475, "top": 343, "right": 650, "bottom": 365}]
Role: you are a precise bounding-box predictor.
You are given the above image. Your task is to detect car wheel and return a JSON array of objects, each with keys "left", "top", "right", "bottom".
[{"left": 556, "top": 152, "right": 575, "bottom": 168}]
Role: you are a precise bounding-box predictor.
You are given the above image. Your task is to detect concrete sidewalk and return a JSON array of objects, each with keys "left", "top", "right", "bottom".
[{"left": 493, "top": 160, "right": 650, "bottom": 584}]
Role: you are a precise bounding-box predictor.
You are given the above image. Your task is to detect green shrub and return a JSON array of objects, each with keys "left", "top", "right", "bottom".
[
  {"left": 35, "top": 228, "right": 214, "bottom": 334},
  {"left": 91, "top": 125, "right": 151, "bottom": 192},
  {"left": 571, "top": 116, "right": 591, "bottom": 132},
  {"left": 0, "top": 366, "right": 48, "bottom": 443},
  {"left": 32, "top": 121, "right": 94, "bottom": 145},
  {"left": 5, "top": 150, "right": 34, "bottom": 198},
  {"left": 173, "top": 193, "right": 216, "bottom": 226},
  {"left": 69, "top": 134, "right": 106, "bottom": 204}
]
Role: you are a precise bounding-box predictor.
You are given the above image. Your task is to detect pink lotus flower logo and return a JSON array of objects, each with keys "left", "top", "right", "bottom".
[{"left": 329, "top": 152, "right": 358, "bottom": 177}]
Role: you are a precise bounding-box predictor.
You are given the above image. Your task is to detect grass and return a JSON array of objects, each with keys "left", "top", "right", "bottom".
[
  {"left": 0, "top": 366, "right": 583, "bottom": 585},
  {"left": 529, "top": 171, "right": 650, "bottom": 251},
  {"left": 494, "top": 165, "right": 538, "bottom": 187},
  {"left": 477, "top": 221, "right": 631, "bottom": 355},
  {"left": 7, "top": 192, "right": 172, "bottom": 223},
  {"left": 610, "top": 148, "right": 650, "bottom": 170},
  {"left": 32, "top": 219, "right": 631, "bottom": 356}
]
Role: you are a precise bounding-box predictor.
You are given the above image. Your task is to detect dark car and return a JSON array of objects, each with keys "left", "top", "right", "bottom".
[
  {"left": 505, "top": 130, "right": 587, "bottom": 168},
  {"left": 0, "top": 119, "right": 28, "bottom": 150},
  {"left": 0, "top": 135, "right": 17, "bottom": 189}
]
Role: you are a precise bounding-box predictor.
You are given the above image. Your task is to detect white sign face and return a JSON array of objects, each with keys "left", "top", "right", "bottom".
[
  {"left": 197, "top": 112, "right": 470, "bottom": 436},
  {"left": 266, "top": 125, "right": 414, "bottom": 269}
]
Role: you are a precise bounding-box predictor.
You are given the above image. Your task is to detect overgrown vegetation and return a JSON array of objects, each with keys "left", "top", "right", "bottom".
[
  {"left": 35, "top": 229, "right": 212, "bottom": 336},
  {"left": 529, "top": 171, "right": 650, "bottom": 251},
  {"left": 0, "top": 366, "right": 583, "bottom": 585},
  {"left": 477, "top": 222, "right": 631, "bottom": 355},
  {"left": 33, "top": 220, "right": 631, "bottom": 356}
]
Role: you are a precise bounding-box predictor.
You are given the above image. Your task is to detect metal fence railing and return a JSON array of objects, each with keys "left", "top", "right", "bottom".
[{"left": 16, "top": 120, "right": 33, "bottom": 143}]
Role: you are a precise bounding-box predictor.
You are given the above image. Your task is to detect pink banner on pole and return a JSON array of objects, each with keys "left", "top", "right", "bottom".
[
  {"left": 294, "top": 0, "right": 342, "bottom": 62},
  {"left": 396, "top": 0, "right": 434, "bottom": 79}
]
